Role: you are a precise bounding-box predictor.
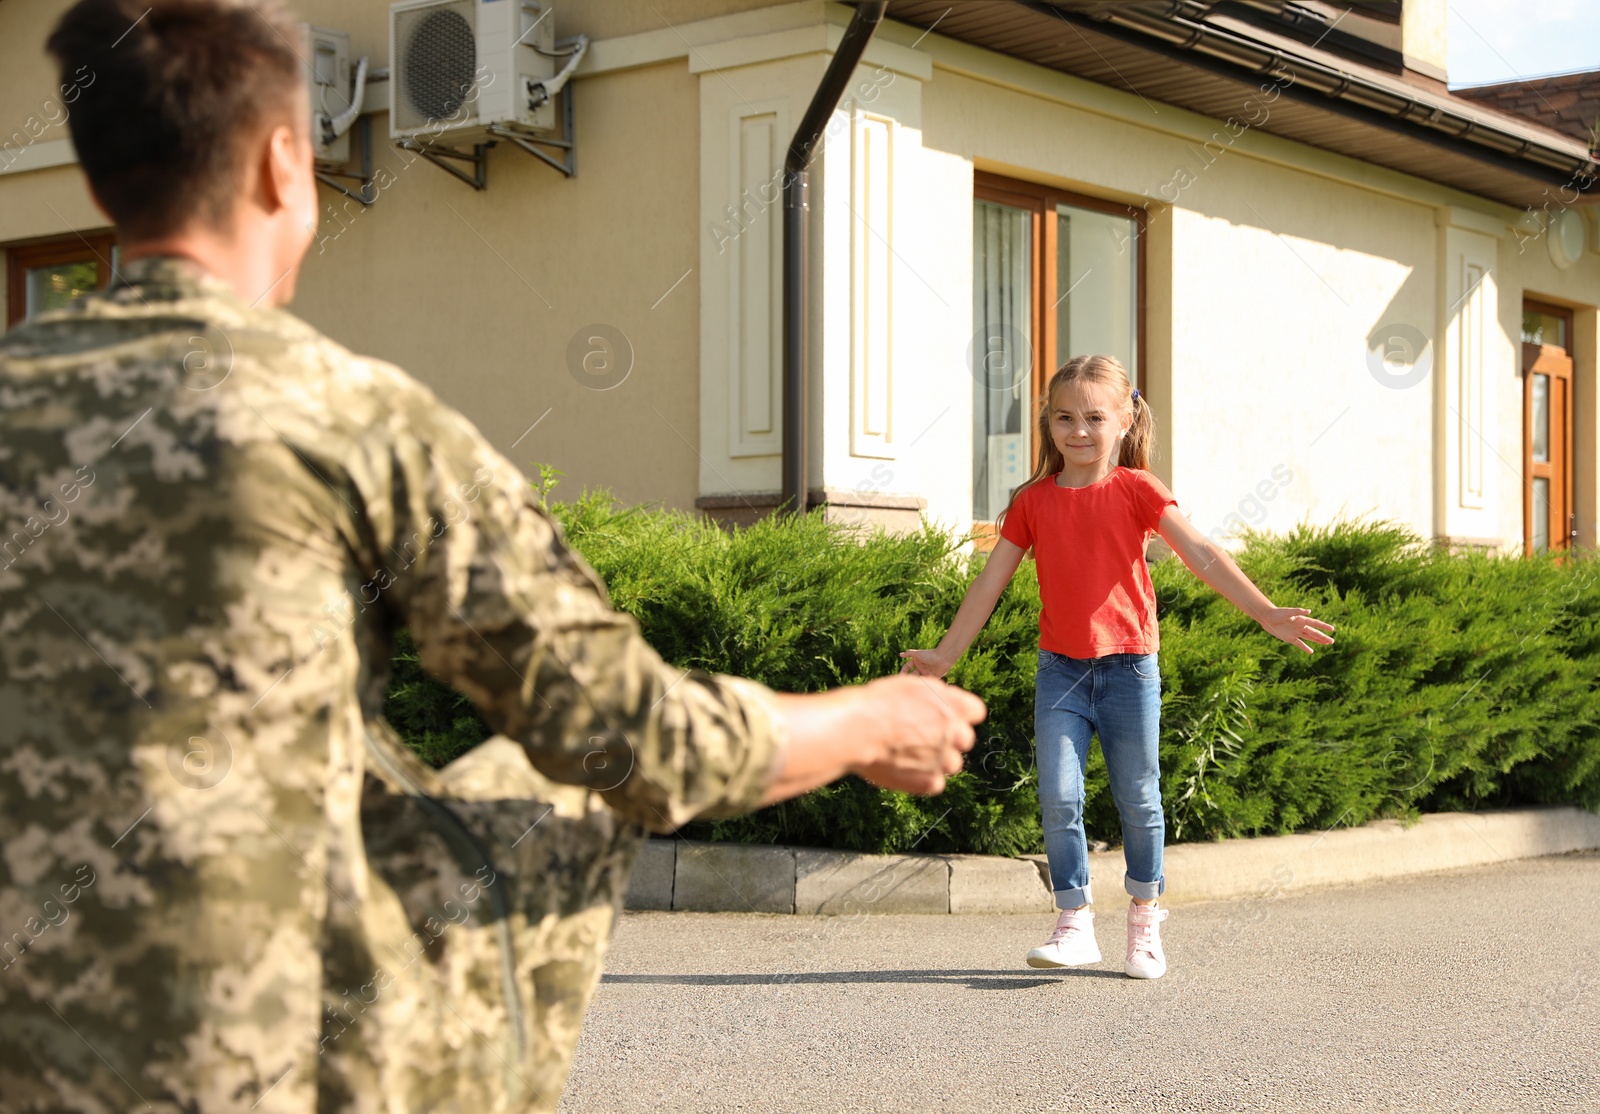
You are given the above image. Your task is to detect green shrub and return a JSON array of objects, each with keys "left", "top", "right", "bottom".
[
  {"left": 383, "top": 632, "right": 491, "bottom": 768},
  {"left": 384, "top": 491, "right": 1600, "bottom": 854}
]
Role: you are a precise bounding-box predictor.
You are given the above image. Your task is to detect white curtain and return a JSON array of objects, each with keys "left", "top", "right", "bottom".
[{"left": 972, "top": 200, "right": 1032, "bottom": 521}]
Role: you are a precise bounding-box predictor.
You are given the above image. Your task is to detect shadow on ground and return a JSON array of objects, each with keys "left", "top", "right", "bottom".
[{"left": 600, "top": 968, "right": 1123, "bottom": 989}]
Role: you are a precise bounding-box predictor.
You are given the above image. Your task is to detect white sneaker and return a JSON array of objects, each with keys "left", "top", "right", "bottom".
[
  {"left": 1025, "top": 907, "right": 1101, "bottom": 968},
  {"left": 1125, "top": 901, "right": 1169, "bottom": 979}
]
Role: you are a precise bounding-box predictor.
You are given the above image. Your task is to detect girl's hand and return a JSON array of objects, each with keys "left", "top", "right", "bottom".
[
  {"left": 899, "top": 648, "right": 955, "bottom": 679},
  {"left": 1157, "top": 509, "right": 1336, "bottom": 655},
  {"left": 1257, "top": 607, "right": 1336, "bottom": 654}
]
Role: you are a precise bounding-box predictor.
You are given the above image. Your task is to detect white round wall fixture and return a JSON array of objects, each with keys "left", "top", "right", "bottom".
[{"left": 1548, "top": 209, "right": 1585, "bottom": 270}]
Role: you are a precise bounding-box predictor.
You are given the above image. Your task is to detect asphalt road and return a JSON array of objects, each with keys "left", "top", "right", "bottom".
[{"left": 559, "top": 851, "right": 1600, "bottom": 1114}]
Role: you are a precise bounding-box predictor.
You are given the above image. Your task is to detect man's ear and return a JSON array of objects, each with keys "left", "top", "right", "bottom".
[{"left": 261, "top": 122, "right": 301, "bottom": 213}]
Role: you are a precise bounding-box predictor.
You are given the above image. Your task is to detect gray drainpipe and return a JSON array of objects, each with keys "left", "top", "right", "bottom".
[{"left": 781, "top": 1, "right": 887, "bottom": 515}]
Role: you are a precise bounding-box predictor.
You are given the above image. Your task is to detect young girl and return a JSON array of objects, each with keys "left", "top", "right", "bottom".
[{"left": 901, "top": 355, "right": 1334, "bottom": 979}]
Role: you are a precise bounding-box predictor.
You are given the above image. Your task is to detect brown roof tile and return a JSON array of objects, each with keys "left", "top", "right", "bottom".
[{"left": 1455, "top": 72, "right": 1600, "bottom": 150}]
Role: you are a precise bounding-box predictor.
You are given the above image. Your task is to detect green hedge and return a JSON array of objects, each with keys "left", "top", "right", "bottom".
[{"left": 384, "top": 490, "right": 1600, "bottom": 855}]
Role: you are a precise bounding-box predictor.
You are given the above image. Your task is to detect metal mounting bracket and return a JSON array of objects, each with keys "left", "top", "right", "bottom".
[
  {"left": 314, "top": 115, "right": 379, "bottom": 206},
  {"left": 486, "top": 77, "right": 577, "bottom": 178},
  {"left": 390, "top": 51, "right": 579, "bottom": 189},
  {"left": 394, "top": 136, "right": 489, "bottom": 191}
]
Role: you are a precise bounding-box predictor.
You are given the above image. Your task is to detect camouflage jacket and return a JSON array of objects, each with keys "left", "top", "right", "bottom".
[{"left": 0, "top": 257, "right": 783, "bottom": 1112}]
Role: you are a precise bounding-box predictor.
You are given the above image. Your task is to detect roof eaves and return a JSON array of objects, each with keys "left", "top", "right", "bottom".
[
  {"left": 1199, "top": 10, "right": 1589, "bottom": 151},
  {"left": 1026, "top": 0, "right": 1598, "bottom": 185}
]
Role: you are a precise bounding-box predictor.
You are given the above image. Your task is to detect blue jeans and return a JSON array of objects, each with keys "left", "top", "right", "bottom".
[{"left": 1034, "top": 649, "right": 1165, "bottom": 909}]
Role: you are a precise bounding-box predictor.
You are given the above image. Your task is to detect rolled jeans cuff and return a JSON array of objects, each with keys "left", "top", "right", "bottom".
[
  {"left": 1054, "top": 884, "right": 1093, "bottom": 910},
  {"left": 1124, "top": 874, "right": 1164, "bottom": 901}
]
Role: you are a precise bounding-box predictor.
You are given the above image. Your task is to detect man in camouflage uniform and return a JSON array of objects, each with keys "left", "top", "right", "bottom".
[{"left": 0, "top": 2, "right": 985, "bottom": 1110}]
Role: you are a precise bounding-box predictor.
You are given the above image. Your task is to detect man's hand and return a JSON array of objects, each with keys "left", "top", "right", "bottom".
[
  {"left": 848, "top": 675, "right": 984, "bottom": 794},
  {"left": 763, "top": 676, "right": 985, "bottom": 804}
]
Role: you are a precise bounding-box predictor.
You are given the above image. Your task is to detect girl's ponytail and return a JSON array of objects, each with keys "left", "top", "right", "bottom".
[{"left": 1119, "top": 388, "right": 1154, "bottom": 470}]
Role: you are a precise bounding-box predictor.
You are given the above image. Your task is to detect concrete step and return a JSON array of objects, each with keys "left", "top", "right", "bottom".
[{"left": 624, "top": 806, "right": 1600, "bottom": 914}]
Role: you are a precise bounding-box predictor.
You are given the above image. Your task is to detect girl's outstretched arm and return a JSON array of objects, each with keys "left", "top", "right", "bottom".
[
  {"left": 900, "top": 537, "right": 1029, "bottom": 678},
  {"left": 1155, "top": 506, "right": 1336, "bottom": 654}
]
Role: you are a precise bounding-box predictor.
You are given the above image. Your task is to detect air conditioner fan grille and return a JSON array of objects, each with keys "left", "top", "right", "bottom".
[{"left": 402, "top": 6, "right": 476, "bottom": 124}]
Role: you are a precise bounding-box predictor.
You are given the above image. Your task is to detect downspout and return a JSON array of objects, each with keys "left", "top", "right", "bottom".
[{"left": 782, "top": 1, "right": 887, "bottom": 515}]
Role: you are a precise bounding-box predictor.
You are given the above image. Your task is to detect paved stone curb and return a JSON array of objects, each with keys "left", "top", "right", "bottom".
[{"left": 624, "top": 807, "right": 1600, "bottom": 913}]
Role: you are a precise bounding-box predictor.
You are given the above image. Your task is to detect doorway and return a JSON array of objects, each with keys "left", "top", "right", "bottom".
[{"left": 1522, "top": 300, "right": 1575, "bottom": 553}]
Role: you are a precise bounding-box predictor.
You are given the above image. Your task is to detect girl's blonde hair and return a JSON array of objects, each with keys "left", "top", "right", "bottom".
[{"left": 998, "top": 354, "right": 1155, "bottom": 523}]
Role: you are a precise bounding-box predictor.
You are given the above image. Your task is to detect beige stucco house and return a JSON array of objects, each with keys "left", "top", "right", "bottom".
[{"left": 3, "top": 0, "right": 1597, "bottom": 554}]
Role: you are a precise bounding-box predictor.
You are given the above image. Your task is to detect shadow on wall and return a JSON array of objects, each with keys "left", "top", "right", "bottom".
[{"left": 1366, "top": 264, "right": 1436, "bottom": 394}]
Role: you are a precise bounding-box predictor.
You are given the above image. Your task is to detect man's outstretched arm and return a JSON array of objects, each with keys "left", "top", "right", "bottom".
[
  {"left": 346, "top": 372, "right": 982, "bottom": 829},
  {"left": 761, "top": 680, "right": 982, "bottom": 803}
]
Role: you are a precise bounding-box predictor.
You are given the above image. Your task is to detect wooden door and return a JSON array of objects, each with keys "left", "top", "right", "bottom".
[{"left": 1522, "top": 300, "right": 1575, "bottom": 553}]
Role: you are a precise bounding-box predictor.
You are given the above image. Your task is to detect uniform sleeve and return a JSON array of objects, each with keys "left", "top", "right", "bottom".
[
  {"left": 346, "top": 368, "right": 783, "bottom": 833},
  {"left": 1130, "top": 469, "right": 1178, "bottom": 533},
  {"left": 997, "top": 483, "right": 1034, "bottom": 549}
]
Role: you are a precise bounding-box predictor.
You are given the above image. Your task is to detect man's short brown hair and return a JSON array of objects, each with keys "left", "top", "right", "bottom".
[{"left": 47, "top": 0, "right": 305, "bottom": 240}]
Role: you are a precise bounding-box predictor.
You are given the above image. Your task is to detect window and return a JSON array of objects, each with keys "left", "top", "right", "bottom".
[
  {"left": 1521, "top": 300, "right": 1574, "bottom": 554},
  {"left": 6, "top": 233, "right": 119, "bottom": 330},
  {"left": 971, "top": 173, "right": 1143, "bottom": 522},
  {"left": 972, "top": 197, "right": 1033, "bottom": 523}
]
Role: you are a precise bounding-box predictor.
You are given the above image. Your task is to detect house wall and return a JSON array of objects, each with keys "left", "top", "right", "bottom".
[
  {"left": 877, "top": 57, "right": 1448, "bottom": 541},
  {"left": 690, "top": 9, "right": 962, "bottom": 529},
  {"left": 4, "top": 0, "right": 1598, "bottom": 551},
  {"left": 1498, "top": 215, "right": 1600, "bottom": 548},
  {"left": 0, "top": 0, "right": 787, "bottom": 515},
  {"left": 812, "top": 39, "right": 973, "bottom": 534},
  {"left": 293, "top": 56, "right": 703, "bottom": 512},
  {"left": 0, "top": 0, "right": 104, "bottom": 247},
  {"left": 858, "top": 13, "right": 1600, "bottom": 551}
]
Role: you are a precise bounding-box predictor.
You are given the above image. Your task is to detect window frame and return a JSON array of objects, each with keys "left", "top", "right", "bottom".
[
  {"left": 5, "top": 231, "right": 119, "bottom": 329},
  {"left": 973, "top": 171, "right": 1147, "bottom": 404},
  {"left": 970, "top": 172, "right": 1147, "bottom": 543}
]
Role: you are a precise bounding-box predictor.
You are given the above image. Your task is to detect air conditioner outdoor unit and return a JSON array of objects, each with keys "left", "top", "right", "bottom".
[
  {"left": 303, "top": 24, "right": 367, "bottom": 166},
  {"left": 389, "top": 0, "right": 562, "bottom": 144}
]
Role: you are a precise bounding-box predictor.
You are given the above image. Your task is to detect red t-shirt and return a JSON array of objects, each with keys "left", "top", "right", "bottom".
[{"left": 998, "top": 466, "right": 1178, "bottom": 659}]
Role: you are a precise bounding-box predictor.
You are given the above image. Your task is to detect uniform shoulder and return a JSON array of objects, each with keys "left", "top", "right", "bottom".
[
  {"left": 285, "top": 326, "right": 498, "bottom": 469},
  {"left": 295, "top": 327, "right": 433, "bottom": 402},
  {"left": 252, "top": 312, "right": 456, "bottom": 425}
]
